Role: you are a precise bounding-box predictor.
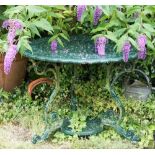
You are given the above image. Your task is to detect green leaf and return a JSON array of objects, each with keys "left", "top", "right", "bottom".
[
  {"left": 128, "top": 37, "right": 139, "bottom": 50},
  {"left": 143, "top": 6, "right": 154, "bottom": 15},
  {"left": 114, "top": 28, "right": 126, "bottom": 37},
  {"left": 128, "top": 29, "right": 139, "bottom": 38},
  {"left": 91, "top": 34, "right": 104, "bottom": 40},
  {"left": 126, "top": 6, "right": 141, "bottom": 17},
  {"left": 91, "top": 27, "right": 106, "bottom": 33},
  {"left": 4, "top": 6, "right": 24, "bottom": 18},
  {"left": 106, "top": 18, "right": 121, "bottom": 29},
  {"left": 101, "top": 6, "right": 111, "bottom": 17},
  {"left": 17, "top": 36, "right": 32, "bottom": 53},
  {"left": 143, "top": 23, "right": 155, "bottom": 33},
  {"left": 129, "top": 23, "right": 140, "bottom": 31},
  {"left": 51, "top": 5, "right": 66, "bottom": 10},
  {"left": 28, "top": 24, "right": 41, "bottom": 37},
  {"left": 81, "top": 11, "right": 88, "bottom": 24},
  {"left": 26, "top": 6, "right": 47, "bottom": 18},
  {"left": 34, "top": 18, "right": 53, "bottom": 33},
  {"left": 50, "top": 12, "right": 65, "bottom": 18},
  {"left": 57, "top": 37, "right": 64, "bottom": 47},
  {"left": 53, "top": 26, "right": 61, "bottom": 30},
  {"left": 105, "top": 31, "right": 117, "bottom": 43},
  {"left": 59, "top": 33, "right": 69, "bottom": 41},
  {"left": 147, "top": 39, "right": 155, "bottom": 50},
  {"left": 117, "top": 11, "right": 126, "bottom": 22},
  {"left": 141, "top": 28, "right": 151, "bottom": 39},
  {"left": 116, "top": 34, "right": 128, "bottom": 52},
  {"left": 48, "top": 34, "right": 59, "bottom": 43}
]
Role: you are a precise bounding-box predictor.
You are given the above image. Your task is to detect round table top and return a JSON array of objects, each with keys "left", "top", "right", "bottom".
[{"left": 24, "top": 35, "right": 137, "bottom": 64}]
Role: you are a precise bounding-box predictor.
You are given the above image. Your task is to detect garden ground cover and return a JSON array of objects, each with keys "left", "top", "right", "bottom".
[{"left": 0, "top": 64, "right": 155, "bottom": 149}]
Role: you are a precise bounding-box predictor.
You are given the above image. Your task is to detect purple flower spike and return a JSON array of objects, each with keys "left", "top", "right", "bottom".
[
  {"left": 13, "top": 20, "right": 23, "bottom": 30},
  {"left": 77, "top": 5, "right": 86, "bottom": 22},
  {"left": 122, "top": 41, "right": 131, "bottom": 62},
  {"left": 7, "top": 29, "right": 16, "bottom": 44},
  {"left": 4, "top": 44, "right": 18, "bottom": 75},
  {"left": 94, "top": 6, "right": 102, "bottom": 25},
  {"left": 2, "top": 19, "right": 23, "bottom": 75},
  {"left": 137, "top": 34, "right": 147, "bottom": 60},
  {"left": 95, "top": 37, "right": 107, "bottom": 56},
  {"left": 2, "top": 20, "right": 9, "bottom": 29},
  {"left": 138, "top": 47, "right": 147, "bottom": 60},
  {"left": 2, "top": 19, "right": 23, "bottom": 30},
  {"left": 137, "top": 35, "right": 147, "bottom": 51},
  {"left": 51, "top": 40, "right": 57, "bottom": 53}
]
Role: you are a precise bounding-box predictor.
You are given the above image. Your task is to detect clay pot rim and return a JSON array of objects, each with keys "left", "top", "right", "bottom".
[{"left": 0, "top": 52, "right": 28, "bottom": 63}]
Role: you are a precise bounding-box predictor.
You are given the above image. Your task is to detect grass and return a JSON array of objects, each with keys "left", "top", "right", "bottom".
[{"left": 0, "top": 123, "right": 138, "bottom": 149}]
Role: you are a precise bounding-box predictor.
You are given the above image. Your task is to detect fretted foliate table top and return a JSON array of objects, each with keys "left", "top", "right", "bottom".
[{"left": 24, "top": 35, "right": 137, "bottom": 64}]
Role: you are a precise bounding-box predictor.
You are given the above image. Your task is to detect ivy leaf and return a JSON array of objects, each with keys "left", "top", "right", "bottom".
[{"left": 34, "top": 18, "right": 53, "bottom": 33}]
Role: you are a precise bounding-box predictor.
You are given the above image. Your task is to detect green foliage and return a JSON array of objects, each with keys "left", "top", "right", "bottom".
[
  {"left": 1, "top": 5, "right": 71, "bottom": 54},
  {"left": 0, "top": 64, "right": 155, "bottom": 148},
  {"left": 1, "top": 5, "right": 155, "bottom": 68}
]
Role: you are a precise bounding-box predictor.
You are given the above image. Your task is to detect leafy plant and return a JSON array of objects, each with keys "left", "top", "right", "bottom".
[{"left": 0, "top": 64, "right": 155, "bottom": 148}]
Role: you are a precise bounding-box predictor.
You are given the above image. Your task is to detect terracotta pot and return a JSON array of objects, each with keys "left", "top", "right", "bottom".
[{"left": 0, "top": 53, "right": 28, "bottom": 91}]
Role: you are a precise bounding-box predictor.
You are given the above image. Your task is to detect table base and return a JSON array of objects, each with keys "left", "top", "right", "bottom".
[
  {"left": 32, "top": 109, "right": 140, "bottom": 144},
  {"left": 28, "top": 63, "right": 143, "bottom": 144}
]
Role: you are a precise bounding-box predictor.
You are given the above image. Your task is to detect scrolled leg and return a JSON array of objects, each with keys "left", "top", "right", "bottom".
[
  {"left": 108, "top": 68, "right": 150, "bottom": 142},
  {"left": 28, "top": 64, "right": 62, "bottom": 144}
]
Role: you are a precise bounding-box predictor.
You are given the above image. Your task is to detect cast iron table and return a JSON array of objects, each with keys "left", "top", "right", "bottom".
[{"left": 24, "top": 35, "right": 141, "bottom": 144}]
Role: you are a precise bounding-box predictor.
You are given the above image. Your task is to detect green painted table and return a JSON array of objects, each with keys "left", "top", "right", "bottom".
[{"left": 24, "top": 35, "right": 141, "bottom": 144}]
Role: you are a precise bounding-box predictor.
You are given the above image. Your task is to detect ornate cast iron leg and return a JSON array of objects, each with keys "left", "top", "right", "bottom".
[
  {"left": 97, "top": 64, "right": 138, "bottom": 142},
  {"left": 70, "top": 64, "right": 78, "bottom": 111},
  {"left": 28, "top": 62, "right": 63, "bottom": 144},
  {"left": 61, "top": 64, "right": 139, "bottom": 141},
  {"left": 104, "top": 68, "right": 150, "bottom": 142}
]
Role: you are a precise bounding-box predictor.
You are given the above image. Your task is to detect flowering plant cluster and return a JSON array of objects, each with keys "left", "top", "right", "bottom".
[
  {"left": 49, "top": 5, "right": 152, "bottom": 63},
  {"left": 2, "top": 19, "right": 23, "bottom": 74},
  {"left": 1, "top": 5, "right": 155, "bottom": 74}
]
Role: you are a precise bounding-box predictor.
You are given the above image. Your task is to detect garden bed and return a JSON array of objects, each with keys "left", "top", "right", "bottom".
[{"left": 0, "top": 64, "right": 155, "bottom": 149}]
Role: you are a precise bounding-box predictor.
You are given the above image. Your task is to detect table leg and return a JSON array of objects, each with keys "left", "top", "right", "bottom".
[
  {"left": 70, "top": 64, "right": 78, "bottom": 111},
  {"left": 105, "top": 68, "right": 148, "bottom": 142},
  {"left": 29, "top": 64, "right": 64, "bottom": 144},
  {"left": 29, "top": 63, "right": 141, "bottom": 143},
  {"left": 61, "top": 64, "right": 140, "bottom": 142}
]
